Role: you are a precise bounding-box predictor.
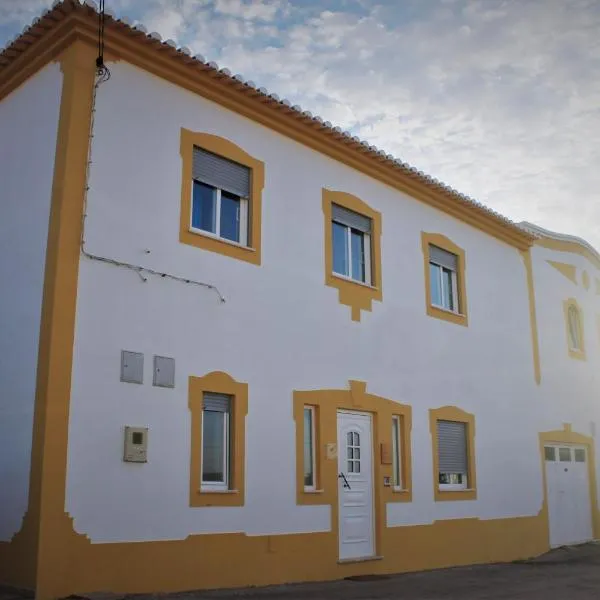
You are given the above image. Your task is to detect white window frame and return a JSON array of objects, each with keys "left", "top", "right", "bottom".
[
  {"left": 430, "top": 261, "right": 459, "bottom": 314},
  {"left": 303, "top": 406, "right": 317, "bottom": 491},
  {"left": 392, "top": 416, "right": 402, "bottom": 489},
  {"left": 333, "top": 220, "right": 372, "bottom": 286},
  {"left": 190, "top": 181, "right": 249, "bottom": 247},
  {"left": 567, "top": 305, "right": 582, "bottom": 351},
  {"left": 438, "top": 473, "right": 468, "bottom": 491},
  {"left": 201, "top": 408, "right": 230, "bottom": 491}
]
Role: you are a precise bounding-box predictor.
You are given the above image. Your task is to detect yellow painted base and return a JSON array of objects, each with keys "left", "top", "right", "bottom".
[{"left": 1, "top": 509, "right": 549, "bottom": 600}]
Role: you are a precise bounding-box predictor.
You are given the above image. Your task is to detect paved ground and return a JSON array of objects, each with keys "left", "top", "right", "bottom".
[{"left": 3, "top": 543, "right": 600, "bottom": 600}]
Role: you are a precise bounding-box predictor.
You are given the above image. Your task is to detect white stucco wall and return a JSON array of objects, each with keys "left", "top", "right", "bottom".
[
  {"left": 0, "top": 64, "right": 62, "bottom": 540},
  {"left": 67, "top": 61, "right": 547, "bottom": 542}
]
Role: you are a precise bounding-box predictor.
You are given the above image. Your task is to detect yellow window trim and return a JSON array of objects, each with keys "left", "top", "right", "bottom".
[
  {"left": 188, "top": 371, "right": 248, "bottom": 507},
  {"left": 421, "top": 232, "right": 468, "bottom": 327},
  {"left": 293, "top": 381, "right": 412, "bottom": 512},
  {"left": 322, "top": 189, "right": 383, "bottom": 321},
  {"left": 179, "top": 128, "right": 264, "bottom": 266},
  {"left": 563, "top": 298, "right": 586, "bottom": 361},
  {"left": 429, "top": 406, "right": 477, "bottom": 502}
]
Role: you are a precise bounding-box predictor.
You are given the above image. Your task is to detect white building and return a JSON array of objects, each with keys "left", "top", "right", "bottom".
[{"left": 1, "top": 2, "right": 599, "bottom": 599}]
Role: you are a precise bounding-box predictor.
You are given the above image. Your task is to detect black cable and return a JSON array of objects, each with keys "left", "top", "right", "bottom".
[{"left": 96, "top": 0, "right": 105, "bottom": 68}]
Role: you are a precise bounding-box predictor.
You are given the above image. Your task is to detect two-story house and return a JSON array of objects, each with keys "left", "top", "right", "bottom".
[{"left": 1, "top": 2, "right": 599, "bottom": 599}]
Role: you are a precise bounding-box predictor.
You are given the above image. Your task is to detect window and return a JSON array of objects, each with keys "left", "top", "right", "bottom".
[
  {"left": 332, "top": 204, "right": 372, "bottom": 285},
  {"left": 421, "top": 233, "right": 468, "bottom": 326},
  {"left": 563, "top": 299, "right": 586, "bottom": 360},
  {"left": 322, "top": 190, "right": 382, "bottom": 322},
  {"left": 188, "top": 371, "right": 248, "bottom": 507},
  {"left": 429, "top": 245, "right": 458, "bottom": 312},
  {"left": 180, "top": 129, "right": 264, "bottom": 266},
  {"left": 392, "top": 416, "right": 402, "bottom": 488},
  {"left": 201, "top": 393, "right": 231, "bottom": 490},
  {"left": 191, "top": 148, "right": 249, "bottom": 246},
  {"left": 544, "top": 446, "right": 556, "bottom": 461},
  {"left": 303, "top": 406, "right": 317, "bottom": 490},
  {"left": 559, "top": 447, "right": 571, "bottom": 462},
  {"left": 347, "top": 431, "right": 361, "bottom": 473},
  {"left": 437, "top": 420, "right": 468, "bottom": 490},
  {"left": 575, "top": 449, "right": 586, "bottom": 463},
  {"left": 430, "top": 406, "right": 476, "bottom": 501}
]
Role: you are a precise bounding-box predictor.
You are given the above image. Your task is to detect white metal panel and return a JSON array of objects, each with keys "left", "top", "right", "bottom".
[{"left": 337, "top": 411, "right": 375, "bottom": 560}]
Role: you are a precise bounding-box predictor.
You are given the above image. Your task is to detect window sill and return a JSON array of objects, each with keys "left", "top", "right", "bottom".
[
  {"left": 427, "top": 303, "right": 468, "bottom": 327},
  {"left": 431, "top": 303, "right": 463, "bottom": 317},
  {"left": 303, "top": 488, "right": 325, "bottom": 494},
  {"left": 332, "top": 272, "right": 378, "bottom": 291},
  {"left": 188, "top": 227, "right": 256, "bottom": 252},
  {"left": 435, "top": 488, "right": 476, "bottom": 502},
  {"left": 199, "top": 489, "right": 240, "bottom": 494},
  {"left": 568, "top": 349, "right": 586, "bottom": 361}
]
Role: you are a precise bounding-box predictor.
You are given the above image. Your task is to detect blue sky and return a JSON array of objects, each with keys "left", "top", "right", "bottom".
[{"left": 2, "top": 0, "right": 600, "bottom": 248}]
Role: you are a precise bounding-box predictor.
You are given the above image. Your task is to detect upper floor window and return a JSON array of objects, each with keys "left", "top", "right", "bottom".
[
  {"left": 332, "top": 204, "right": 372, "bottom": 285},
  {"left": 564, "top": 299, "right": 585, "bottom": 360},
  {"left": 421, "top": 233, "right": 468, "bottom": 327},
  {"left": 191, "top": 148, "right": 250, "bottom": 246},
  {"left": 180, "top": 129, "right": 264, "bottom": 266},
  {"left": 567, "top": 305, "right": 582, "bottom": 351},
  {"left": 429, "top": 245, "right": 458, "bottom": 312}
]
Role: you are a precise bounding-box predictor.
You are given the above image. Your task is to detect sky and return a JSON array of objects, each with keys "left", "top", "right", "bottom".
[{"left": 2, "top": 0, "right": 600, "bottom": 249}]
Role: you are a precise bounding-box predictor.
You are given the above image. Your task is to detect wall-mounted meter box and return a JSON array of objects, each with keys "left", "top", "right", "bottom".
[{"left": 123, "top": 426, "right": 148, "bottom": 463}]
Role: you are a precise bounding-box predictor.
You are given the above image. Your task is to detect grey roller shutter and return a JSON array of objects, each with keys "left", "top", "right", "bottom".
[
  {"left": 429, "top": 245, "right": 457, "bottom": 271},
  {"left": 193, "top": 147, "right": 250, "bottom": 198},
  {"left": 203, "top": 392, "right": 231, "bottom": 413},
  {"left": 437, "top": 420, "right": 467, "bottom": 473},
  {"left": 332, "top": 204, "right": 371, "bottom": 233}
]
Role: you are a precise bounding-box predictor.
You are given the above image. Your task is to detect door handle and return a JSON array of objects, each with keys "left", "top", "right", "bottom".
[{"left": 338, "top": 472, "right": 351, "bottom": 490}]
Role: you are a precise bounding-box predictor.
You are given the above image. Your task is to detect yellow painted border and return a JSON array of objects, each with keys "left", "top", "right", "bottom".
[
  {"left": 429, "top": 406, "right": 476, "bottom": 502},
  {"left": 520, "top": 250, "right": 541, "bottom": 385},
  {"left": 293, "top": 382, "right": 412, "bottom": 532},
  {"left": 188, "top": 371, "right": 248, "bottom": 507},
  {"left": 421, "top": 233, "right": 468, "bottom": 327},
  {"left": 546, "top": 260, "right": 578, "bottom": 285},
  {"left": 563, "top": 298, "right": 586, "bottom": 361},
  {"left": 539, "top": 424, "right": 600, "bottom": 540},
  {"left": 535, "top": 237, "right": 600, "bottom": 270},
  {"left": 0, "top": 39, "right": 98, "bottom": 596},
  {"left": 322, "top": 190, "right": 382, "bottom": 321},
  {"left": 179, "top": 129, "right": 264, "bottom": 266}
]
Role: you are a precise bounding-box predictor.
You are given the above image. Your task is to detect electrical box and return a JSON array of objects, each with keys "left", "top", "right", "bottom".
[
  {"left": 123, "top": 426, "right": 148, "bottom": 463},
  {"left": 121, "top": 350, "right": 144, "bottom": 384},
  {"left": 153, "top": 355, "right": 175, "bottom": 388}
]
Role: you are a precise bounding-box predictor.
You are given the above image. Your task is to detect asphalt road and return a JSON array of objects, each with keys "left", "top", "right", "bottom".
[{"left": 2, "top": 543, "right": 600, "bottom": 600}]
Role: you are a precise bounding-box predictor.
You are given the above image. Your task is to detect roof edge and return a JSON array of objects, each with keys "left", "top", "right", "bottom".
[
  {"left": 520, "top": 221, "right": 600, "bottom": 268},
  {"left": 0, "top": 0, "right": 536, "bottom": 252}
]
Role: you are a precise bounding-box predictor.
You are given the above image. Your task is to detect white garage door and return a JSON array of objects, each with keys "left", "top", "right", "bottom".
[{"left": 544, "top": 444, "right": 593, "bottom": 547}]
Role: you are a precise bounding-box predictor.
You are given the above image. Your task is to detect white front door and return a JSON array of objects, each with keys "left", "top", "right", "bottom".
[
  {"left": 337, "top": 410, "right": 375, "bottom": 560},
  {"left": 545, "top": 444, "right": 593, "bottom": 547}
]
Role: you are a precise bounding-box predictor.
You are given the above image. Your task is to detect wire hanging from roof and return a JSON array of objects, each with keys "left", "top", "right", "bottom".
[{"left": 96, "top": 0, "right": 105, "bottom": 68}]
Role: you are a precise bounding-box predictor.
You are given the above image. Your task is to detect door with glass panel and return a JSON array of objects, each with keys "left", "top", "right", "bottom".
[{"left": 337, "top": 410, "right": 375, "bottom": 560}]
